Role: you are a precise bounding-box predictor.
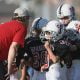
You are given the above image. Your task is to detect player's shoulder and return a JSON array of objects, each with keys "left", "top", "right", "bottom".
[
  {"left": 66, "top": 20, "right": 80, "bottom": 30},
  {"left": 68, "top": 20, "right": 79, "bottom": 25},
  {"left": 70, "top": 20, "right": 80, "bottom": 24}
]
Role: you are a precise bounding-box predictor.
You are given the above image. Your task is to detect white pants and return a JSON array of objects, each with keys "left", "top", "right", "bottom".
[
  {"left": 10, "top": 72, "right": 18, "bottom": 80},
  {"left": 28, "top": 68, "right": 46, "bottom": 80},
  {"left": 67, "top": 60, "right": 80, "bottom": 80},
  {"left": 46, "top": 63, "right": 67, "bottom": 80}
]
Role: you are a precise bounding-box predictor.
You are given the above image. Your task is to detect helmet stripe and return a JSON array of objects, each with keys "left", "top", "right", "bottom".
[{"left": 59, "top": 4, "right": 63, "bottom": 15}]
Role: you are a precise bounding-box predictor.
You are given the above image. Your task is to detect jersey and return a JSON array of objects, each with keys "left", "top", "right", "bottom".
[
  {"left": 24, "top": 37, "right": 49, "bottom": 71},
  {"left": 0, "top": 20, "right": 27, "bottom": 61},
  {"left": 50, "top": 37, "right": 72, "bottom": 68}
]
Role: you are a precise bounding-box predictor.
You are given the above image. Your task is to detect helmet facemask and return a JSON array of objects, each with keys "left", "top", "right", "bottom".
[
  {"left": 40, "top": 20, "right": 64, "bottom": 42},
  {"left": 44, "top": 31, "right": 60, "bottom": 42}
]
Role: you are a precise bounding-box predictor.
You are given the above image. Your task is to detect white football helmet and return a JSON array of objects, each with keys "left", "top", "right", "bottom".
[
  {"left": 44, "top": 20, "right": 64, "bottom": 42},
  {"left": 57, "top": 3, "right": 75, "bottom": 20}
]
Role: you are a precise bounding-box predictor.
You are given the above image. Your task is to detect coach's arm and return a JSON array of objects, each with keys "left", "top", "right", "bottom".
[{"left": 8, "top": 42, "right": 19, "bottom": 74}]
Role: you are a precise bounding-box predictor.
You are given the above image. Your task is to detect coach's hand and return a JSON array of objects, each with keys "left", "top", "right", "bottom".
[{"left": 8, "top": 62, "right": 18, "bottom": 75}]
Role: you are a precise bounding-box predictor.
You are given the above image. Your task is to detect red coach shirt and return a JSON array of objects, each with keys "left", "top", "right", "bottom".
[{"left": 0, "top": 20, "right": 27, "bottom": 61}]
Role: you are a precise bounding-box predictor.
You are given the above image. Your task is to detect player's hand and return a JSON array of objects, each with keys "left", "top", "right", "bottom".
[
  {"left": 41, "top": 64, "right": 49, "bottom": 72},
  {"left": 44, "top": 41, "right": 60, "bottom": 63},
  {"left": 44, "top": 41, "right": 50, "bottom": 49}
]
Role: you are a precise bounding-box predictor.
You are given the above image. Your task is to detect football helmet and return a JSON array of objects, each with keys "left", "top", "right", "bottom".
[
  {"left": 44, "top": 20, "right": 64, "bottom": 42},
  {"left": 30, "top": 17, "right": 48, "bottom": 37},
  {"left": 57, "top": 3, "right": 75, "bottom": 20}
]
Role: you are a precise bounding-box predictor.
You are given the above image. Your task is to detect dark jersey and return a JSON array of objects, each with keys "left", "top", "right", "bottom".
[
  {"left": 52, "top": 39, "right": 70, "bottom": 57},
  {"left": 50, "top": 38, "right": 72, "bottom": 68},
  {"left": 62, "top": 30, "right": 80, "bottom": 60},
  {"left": 24, "top": 37, "right": 49, "bottom": 71},
  {"left": 70, "top": 39, "right": 80, "bottom": 60}
]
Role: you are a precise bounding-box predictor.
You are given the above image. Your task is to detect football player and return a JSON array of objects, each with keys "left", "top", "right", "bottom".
[
  {"left": 57, "top": 3, "right": 80, "bottom": 80},
  {"left": 17, "top": 17, "right": 49, "bottom": 80},
  {"left": 43, "top": 20, "right": 69, "bottom": 80}
]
